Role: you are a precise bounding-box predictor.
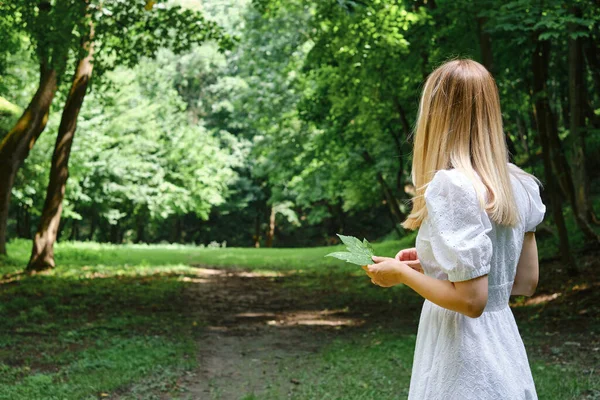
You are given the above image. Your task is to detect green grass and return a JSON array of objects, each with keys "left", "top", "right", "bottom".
[
  {"left": 0, "top": 336, "right": 193, "bottom": 400},
  {"left": 245, "top": 330, "right": 598, "bottom": 400},
  {"left": 0, "top": 243, "right": 200, "bottom": 400},
  {"left": 0, "top": 236, "right": 414, "bottom": 276},
  {"left": 532, "top": 362, "right": 598, "bottom": 400},
  {"left": 279, "top": 331, "right": 416, "bottom": 399},
  {"left": 1, "top": 234, "right": 598, "bottom": 399}
]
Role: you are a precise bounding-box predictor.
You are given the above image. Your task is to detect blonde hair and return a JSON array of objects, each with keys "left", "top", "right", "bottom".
[{"left": 402, "top": 58, "right": 523, "bottom": 230}]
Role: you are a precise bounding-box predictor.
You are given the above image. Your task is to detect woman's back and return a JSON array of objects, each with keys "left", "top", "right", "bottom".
[
  {"left": 379, "top": 57, "right": 547, "bottom": 399},
  {"left": 410, "top": 162, "right": 545, "bottom": 399},
  {"left": 484, "top": 163, "right": 546, "bottom": 311}
]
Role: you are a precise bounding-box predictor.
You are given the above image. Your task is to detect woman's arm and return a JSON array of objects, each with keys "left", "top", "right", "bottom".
[
  {"left": 365, "top": 257, "right": 489, "bottom": 318},
  {"left": 510, "top": 232, "right": 539, "bottom": 297},
  {"left": 400, "top": 264, "right": 489, "bottom": 318}
]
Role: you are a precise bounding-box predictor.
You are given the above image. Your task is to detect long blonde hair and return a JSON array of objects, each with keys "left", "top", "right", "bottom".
[{"left": 402, "top": 58, "right": 520, "bottom": 230}]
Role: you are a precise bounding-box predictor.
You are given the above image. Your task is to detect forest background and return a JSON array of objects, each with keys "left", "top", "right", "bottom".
[{"left": 0, "top": 1, "right": 599, "bottom": 399}]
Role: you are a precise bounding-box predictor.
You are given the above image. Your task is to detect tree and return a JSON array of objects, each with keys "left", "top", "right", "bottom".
[
  {"left": 567, "top": 4, "right": 598, "bottom": 228},
  {"left": 486, "top": 0, "right": 600, "bottom": 268},
  {"left": 0, "top": 0, "right": 232, "bottom": 257},
  {"left": 28, "top": 16, "right": 95, "bottom": 271},
  {"left": 22, "top": 1, "right": 232, "bottom": 269}
]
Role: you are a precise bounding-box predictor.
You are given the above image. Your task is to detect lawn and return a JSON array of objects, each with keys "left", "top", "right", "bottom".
[{"left": 1, "top": 237, "right": 598, "bottom": 399}]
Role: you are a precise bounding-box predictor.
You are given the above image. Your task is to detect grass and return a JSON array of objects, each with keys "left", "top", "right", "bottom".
[
  {"left": 1, "top": 336, "right": 193, "bottom": 400},
  {"left": 1, "top": 234, "right": 598, "bottom": 399},
  {"left": 249, "top": 330, "right": 598, "bottom": 400},
  {"left": 277, "top": 331, "right": 416, "bottom": 399},
  {"left": 0, "top": 236, "right": 411, "bottom": 276},
  {"left": 0, "top": 242, "right": 201, "bottom": 399}
]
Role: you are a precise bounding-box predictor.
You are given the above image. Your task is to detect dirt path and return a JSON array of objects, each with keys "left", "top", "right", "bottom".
[
  {"left": 180, "top": 267, "right": 365, "bottom": 400},
  {"left": 174, "top": 250, "right": 600, "bottom": 400}
]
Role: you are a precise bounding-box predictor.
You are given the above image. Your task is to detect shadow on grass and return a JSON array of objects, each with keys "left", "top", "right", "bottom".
[{"left": 0, "top": 266, "right": 201, "bottom": 400}]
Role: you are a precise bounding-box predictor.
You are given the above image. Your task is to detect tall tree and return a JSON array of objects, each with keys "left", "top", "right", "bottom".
[
  {"left": 0, "top": 64, "right": 57, "bottom": 255},
  {"left": 531, "top": 39, "right": 576, "bottom": 275},
  {"left": 0, "top": 0, "right": 231, "bottom": 257},
  {"left": 26, "top": 1, "right": 232, "bottom": 270},
  {"left": 0, "top": 0, "right": 83, "bottom": 255},
  {"left": 567, "top": 5, "right": 598, "bottom": 229},
  {"left": 28, "top": 18, "right": 95, "bottom": 271}
]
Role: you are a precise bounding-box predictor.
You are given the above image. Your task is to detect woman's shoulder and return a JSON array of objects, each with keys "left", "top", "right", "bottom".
[
  {"left": 506, "top": 163, "right": 546, "bottom": 231},
  {"left": 426, "top": 162, "right": 543, "bottom": 200},
  {"left": 425, "top": 168, "right": 479, "bottom": 201},
  {"left": 506, "top": 162, "right": 543, "bottom": 193}
]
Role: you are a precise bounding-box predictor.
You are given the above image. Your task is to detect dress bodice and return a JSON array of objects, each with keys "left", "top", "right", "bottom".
[{"left": 415, "top": 164, "right": 546, "bottom": 312}]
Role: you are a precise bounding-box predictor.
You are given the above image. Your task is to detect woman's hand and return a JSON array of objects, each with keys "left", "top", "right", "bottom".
[
  {"left": 395, "top": 247, "right": 417, "bottom": 261},
  {"left": 395, "top": 247, "right": 423, "bottom": 274},
  {"left": 362, "top": 256, "right": 410, "bottom": 287}
]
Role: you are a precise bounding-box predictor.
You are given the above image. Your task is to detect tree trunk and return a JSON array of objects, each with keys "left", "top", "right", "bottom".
[
  {"left": 27, "top": 40, "right": 93, "bottom": 271},
  {"left": 515, "top": 114, "right": 530, "bottom": 156},
  {"left": 265, "top": 206, "right": 276, "bottom": 248},
  {"left": 583, "top": 38, "right": 600, "bottom": 97},
  {"left": 265, "top": 207, "right": 276, "bottom": 247},
  {"left": 253, "top": 205, "right": 261, "bottom": 248},
  {"left": 336, "top": 202, "right": 345, "bottom": 234},
  {"left": 477, "top": 17, "right": 494, "bottom": 74},
  {"left": 16, "top": 205, "right": 31, "bottom": 239},
  {"left": 533, "top": 40, "right": 599, "bottom": 243},
  {"left": 393, "top": 99, "right": 411, "bottom": 139},
  {"left": 505, "top": 132, "right": 518, "bottom": 163},
  {"left": 532, "top": 39, "right": 577, "bottom": 275},
  {"left": 110, "top": 223, "right": 120, "bottom": 244},
  {"left": 170, "top": 217, "right": 183, "bottom": 243},
  {"left": 88, "top": 213, "right": 96, "bottom": 241},
  {"left": 361, "top": 150, "right": 404, "bottom": 237},
  {"left": 16, "top": 206, "right": 22, "bottom": 238},
  {"left": 69, "top": 219, "right": 79, "bottom": 241},
  {"left": 568, "top": 7, "right": 599, "bottom": 226},
  {"left": 0, "top": 66, "right": 57, "bottom": 255},
  {"left": 136, "top": 213, "right": 146, "bottom": 243}
]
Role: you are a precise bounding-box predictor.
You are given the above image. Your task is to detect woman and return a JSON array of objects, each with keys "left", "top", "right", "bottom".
[{"left": 363, "top": 59, "right": 545, "bottom": 399}]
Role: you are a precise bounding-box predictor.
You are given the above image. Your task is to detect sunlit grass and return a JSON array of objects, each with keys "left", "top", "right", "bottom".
[
  {"left": 1, "top": 235, "right": 597, "bottom": 399},
  {"left": 1, "top": 235, "right": 416, "bottom": 276}
]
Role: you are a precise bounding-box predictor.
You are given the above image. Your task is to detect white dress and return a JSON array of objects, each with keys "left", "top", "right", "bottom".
[{"left": 408, "top": 163, "right": 546, "bottom": 400}]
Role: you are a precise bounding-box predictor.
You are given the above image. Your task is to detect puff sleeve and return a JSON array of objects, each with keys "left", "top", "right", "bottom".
[
  {"left": 520, "top": 175, "right": 546, "bottom": 233},
  {"left": 424, "top": 169, "right": 493, "bottom": 282}
]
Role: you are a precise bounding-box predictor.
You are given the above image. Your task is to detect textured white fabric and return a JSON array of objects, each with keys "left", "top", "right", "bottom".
[{"left": 408, "top": 163, "right": 546, "bottom": 400}]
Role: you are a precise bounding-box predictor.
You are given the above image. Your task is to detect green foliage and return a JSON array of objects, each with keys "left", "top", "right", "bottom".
[
  {"left": 3, "top": 0, "right": 232, "bottom": 77},
  {"left": 2, "top": 0, "right": 600, "bottom": 251},
  {"left": 0, "top": 97, "right": 22, "bottom": 139},
  {"left": 9, "top": 46, "right": 241, "bottom": 242},
  {"left": 0, "top": 4, "right": 21, "bottom": 77},
  {"left": 326, "top": 234, "right": 375, "bottom": 266},
  {"left": 93, "top": 0, "right": 235, "bottom": 77}
]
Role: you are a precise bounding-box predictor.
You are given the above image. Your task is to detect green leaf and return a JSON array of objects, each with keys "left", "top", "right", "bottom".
[
  {"left": 325, "top": 251, "right": 372, "bottom": 266},
  {"left": 325, "top": 234, "right": 375, "bottom": 266},
  {"left": 363, "top": 238, "right": 374, "bottom": 254}
]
